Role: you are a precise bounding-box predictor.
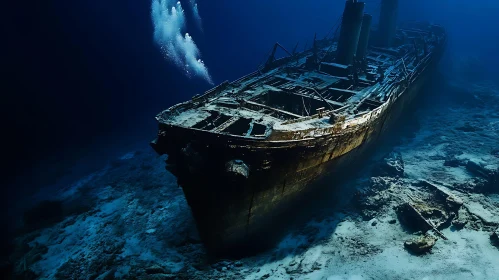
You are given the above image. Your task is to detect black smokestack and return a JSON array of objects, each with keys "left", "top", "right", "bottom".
[
  {"left": 356, "top": 14, "right": 373, "bottom": 60},
  {"left": 336, "top": 0, "right": 365, "bottom": 65},
  {"left": 378, "top": 0, "right": 398, "bottom": 47}
]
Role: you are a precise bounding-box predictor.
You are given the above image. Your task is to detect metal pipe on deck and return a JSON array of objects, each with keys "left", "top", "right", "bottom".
[
  {"left": 336, "top": 0, "right": 365, "bottom": 65},
  {"left": 356, "top": 14, "right": 373, "bottom": 60},
  {"left": 378, "top": 0, "right": 398, "bottom": 47}
]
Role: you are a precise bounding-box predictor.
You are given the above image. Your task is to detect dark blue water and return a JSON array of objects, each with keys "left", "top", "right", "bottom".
[
  {"left": 1, "top": 0, "right": 493, "bottom": 224},
  {"left": 5, "top": 1, "right": 499, "bottom": 186},
  {"left": 4, "top": 0, "right": 499, "bottom": 277}
]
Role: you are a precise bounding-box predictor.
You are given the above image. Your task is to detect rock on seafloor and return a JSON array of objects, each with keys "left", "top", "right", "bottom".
[
  {"left": 404, "top": 235, "right": 438, "bottom": 255},
  {"left": 374, "top": 151, "right": 405, "bottom": 177}
]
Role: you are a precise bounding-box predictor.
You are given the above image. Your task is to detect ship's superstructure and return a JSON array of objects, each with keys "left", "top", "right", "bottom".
[{"left": 151, "top": 0, "right": 446, "bottom": 255}]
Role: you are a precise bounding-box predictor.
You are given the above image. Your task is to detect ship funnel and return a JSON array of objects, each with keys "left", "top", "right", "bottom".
[
  {"left": 336, "top": 0, "right": 365, "bottom": 65},
  {"left": 356, "top": 14, "right": 372, "bottom": 60},
  {"left": 378, "top": 0, "right": 398, "bottom": 47}
]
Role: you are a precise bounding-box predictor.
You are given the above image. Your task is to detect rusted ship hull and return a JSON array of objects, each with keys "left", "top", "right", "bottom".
[
  {"left": 152, "top": 38, "right": 444, "bottom": 254},
  {"left": 151, "top": 0, "right": 447, "bottom": 256}
]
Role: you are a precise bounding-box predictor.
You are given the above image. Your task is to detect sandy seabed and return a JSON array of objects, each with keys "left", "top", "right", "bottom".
[{"left": 9, "top": 77, "right": 499, "bottom": 280}]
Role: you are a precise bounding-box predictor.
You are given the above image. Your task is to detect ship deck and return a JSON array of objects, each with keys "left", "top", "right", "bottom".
[{"left": 156, "top": 25, "right": 444, "bottom": 141}]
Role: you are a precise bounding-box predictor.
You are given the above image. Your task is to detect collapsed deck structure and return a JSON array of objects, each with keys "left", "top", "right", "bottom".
[{"left": 151, "top": 0, "right": 446, "bottom": 255}]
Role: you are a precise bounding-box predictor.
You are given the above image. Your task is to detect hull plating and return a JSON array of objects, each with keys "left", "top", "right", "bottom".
[{"left": 154, "top": 43, "right": 443, "bottom": 255}]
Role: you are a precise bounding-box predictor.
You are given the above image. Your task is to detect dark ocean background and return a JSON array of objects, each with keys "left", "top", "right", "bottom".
[
  {"left": 3, "top": 0, "right": 499, "bottom": 277},
  {"left": 5, "top": 0, "right": 499, "bottom": 192}
]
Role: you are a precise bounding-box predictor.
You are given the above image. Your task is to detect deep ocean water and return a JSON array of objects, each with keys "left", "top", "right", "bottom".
[{"left": 4, "top": 1, "right": 499, "bottom": 279}]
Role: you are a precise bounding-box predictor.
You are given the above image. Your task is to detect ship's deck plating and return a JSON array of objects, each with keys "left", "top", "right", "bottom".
[{"left": 157, "top": 25, "right": 444, "bottom": 140}]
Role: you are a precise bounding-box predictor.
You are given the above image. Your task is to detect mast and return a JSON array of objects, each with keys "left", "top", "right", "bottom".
[{"left": 263, "top": 43, "right": 293, "bottom": 71}]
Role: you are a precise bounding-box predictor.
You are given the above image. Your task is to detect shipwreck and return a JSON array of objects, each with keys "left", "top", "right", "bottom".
[{"left": 151, "top": 0, "right": 447, "bottom": 255}]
